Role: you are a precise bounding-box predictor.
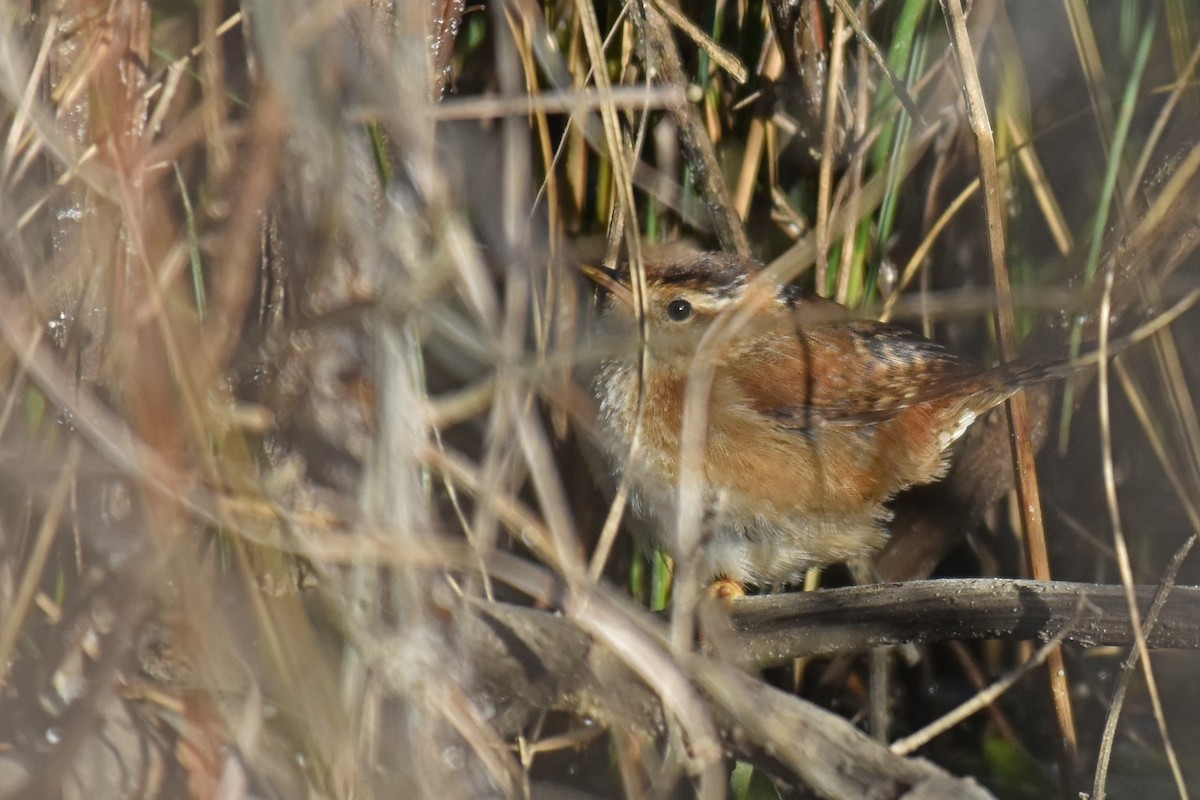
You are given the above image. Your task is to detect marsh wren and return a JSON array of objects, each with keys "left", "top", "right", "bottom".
[{"left": 585, "top": 249, "right": 1067, "bottom": 588}]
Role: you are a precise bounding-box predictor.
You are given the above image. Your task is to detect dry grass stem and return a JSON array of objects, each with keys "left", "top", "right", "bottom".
[{"left": 2, "top": 1, "right": 1199, "bottom": 797}]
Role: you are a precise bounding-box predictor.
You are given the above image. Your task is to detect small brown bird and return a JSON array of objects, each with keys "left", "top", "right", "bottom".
[{"left": 585, "top": 249, "right": 1072, "bottom": 589}]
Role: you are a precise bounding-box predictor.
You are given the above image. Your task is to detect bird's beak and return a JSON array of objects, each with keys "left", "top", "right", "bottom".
[{"left": 581, "top": 264, "right": 635, "bottom": 308}]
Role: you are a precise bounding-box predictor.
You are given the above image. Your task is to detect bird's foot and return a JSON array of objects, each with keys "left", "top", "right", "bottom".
[{"left": 707, "top": 577, "right": 746, "bottom": 601}]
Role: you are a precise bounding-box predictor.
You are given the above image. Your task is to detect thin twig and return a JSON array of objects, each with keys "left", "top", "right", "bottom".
[
  {"left": 647, "top": 0, "right": 748, "bottom": 84},
  {"left": 938, "top": 2, "right": 1079, "bottom": 786},
  {"left": 1094, "top": 267, "right": 1190, "bottom": 799},
  {"left": 0, "top": 441, "right": 82, "bottom": 690},
  {"left": 827, "top": 0, "right": 926, "bottom": 126},
  {"left": 891, "top": 600, "right": 1085, "bottom": 756},
  {"left": 815, "top": 5, "right": 847, "bottom": 297}
]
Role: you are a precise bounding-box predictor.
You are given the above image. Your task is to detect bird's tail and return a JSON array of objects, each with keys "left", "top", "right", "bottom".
[{"left": 977, "top": 287, "right": 1200, "bottom": 401}]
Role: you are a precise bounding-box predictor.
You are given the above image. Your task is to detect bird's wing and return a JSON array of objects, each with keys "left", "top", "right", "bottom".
[{"left": 730, "top": 322, "right": 974, "bottom": 429}]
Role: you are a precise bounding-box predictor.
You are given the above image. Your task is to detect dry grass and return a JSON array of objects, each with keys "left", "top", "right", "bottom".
[{"left": 1, "top": 1, "right": 1200, "bottom": 798}]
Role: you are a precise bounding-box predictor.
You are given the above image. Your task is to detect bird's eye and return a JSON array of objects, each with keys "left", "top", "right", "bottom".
[{"left": 666, "top": 298, "right": 693, "bottom": 322}]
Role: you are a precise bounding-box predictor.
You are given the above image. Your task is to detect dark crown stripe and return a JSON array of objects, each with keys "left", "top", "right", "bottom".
[{"left": 655, "top": 255, "right": 752, "bottom": 298}]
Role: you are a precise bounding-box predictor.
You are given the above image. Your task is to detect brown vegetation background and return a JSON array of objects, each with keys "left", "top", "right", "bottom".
[{"left": 1, "top": 0, "right": 1200, "bottom": 798}]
